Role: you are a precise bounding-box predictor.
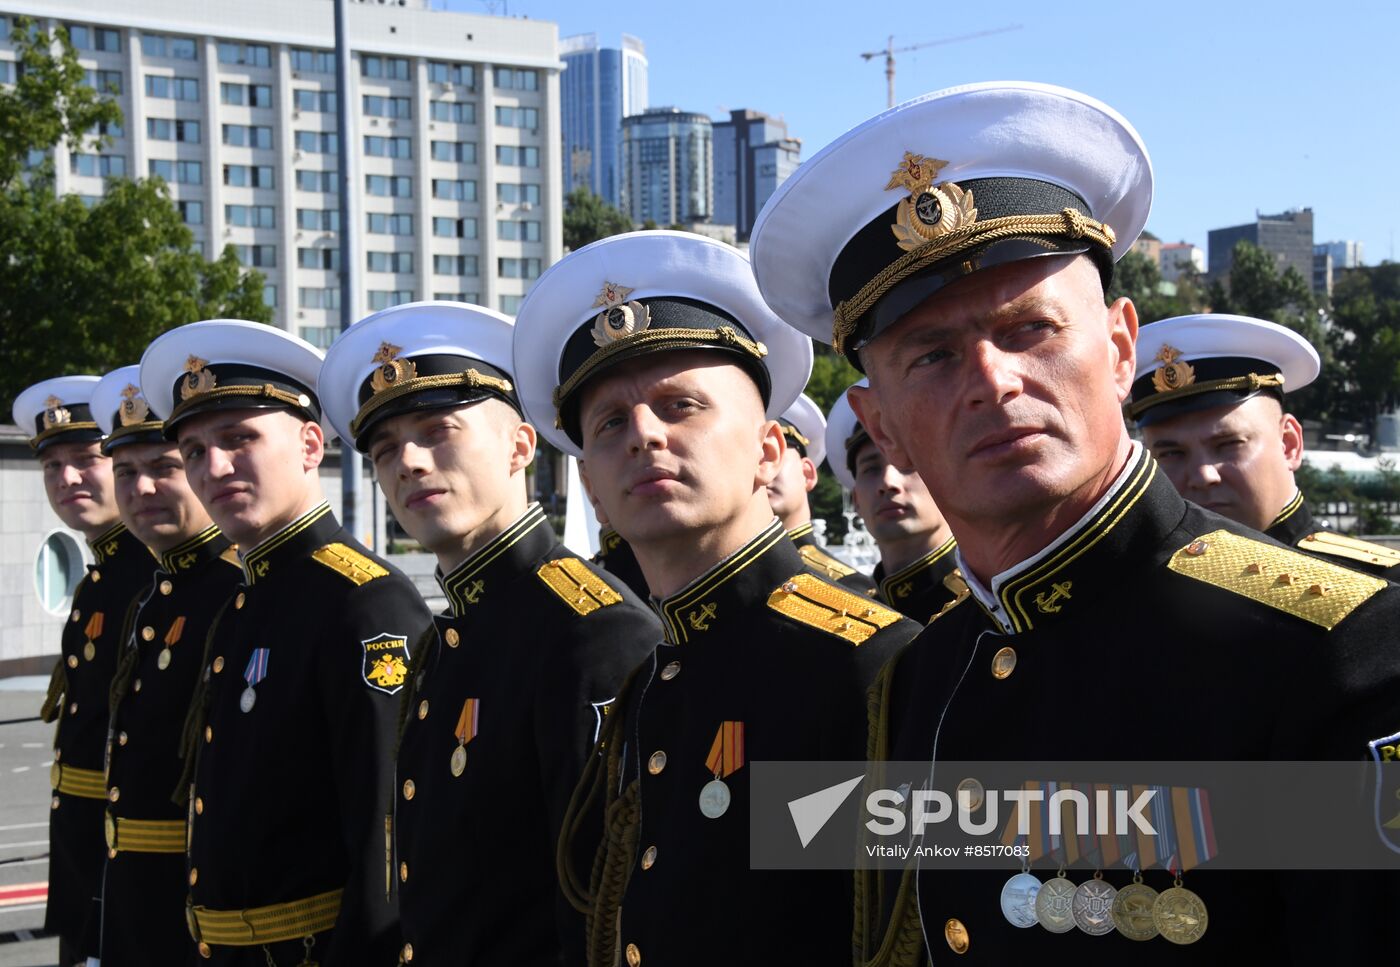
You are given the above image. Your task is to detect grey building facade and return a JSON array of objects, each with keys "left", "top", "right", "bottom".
[
  {"left": 620, "top": 106, "right": 711, "bottom": 226},
  {"left": 1208, "top": 208, "right": 1316, "bottom": 290},
  {"left": 711, "top": 108, "right": 799, "bottom": 241}
]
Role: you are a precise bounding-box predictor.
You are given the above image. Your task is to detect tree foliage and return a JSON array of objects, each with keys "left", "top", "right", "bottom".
[
  {"left": 562, "top": 188, "right": 633, "bottom": 252},
  {"left": 0, "top": 18, "right": 270, "bottom": 415}
]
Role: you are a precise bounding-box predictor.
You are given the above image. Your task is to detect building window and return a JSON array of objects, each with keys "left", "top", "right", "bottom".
[
  {"left": 91, "top": 119, "right": 123, "bottom": 139},
  {"left": 366, "top": 213, "right": 414, "bottom": 236},
  {"left": 234, "top": 244, "right": 277, "bottom": 267},
  {"left": 149, "top": 159, "right": 203, "bottom": 184},
  {"left": 295, "top": 130, "right": 339, "bottom": 155},
  {"left": 432, "top": 217, "right": 478, "bottom": 239},
  {"left": 34, "top": 531, "right": 84, "bottom": 615},
  {"left": 222, "top": 124, "right": 273, "bottom": 149},
  {"left": 66, "top": 25, "right": 121, "bottom": 53},
  {"left": 299, "top": 326, "right": 337, "bottom": 349},
  {"left": 361, "top": 55, "right": 409, "bottom": 80},
  {"left": 429, "top": 101, "right": 476, "bottom": 124},
  {"left": 495, "top": 106, "right": 538, "bottom": 129},
  {"left": 294, "top": 89, "right": 338, "bottom": 113},
  {"left": 217, "top": 42, "right": 271, "bottom": 68},
  {"left": 177, "top": 200, "right": 203, "bottom": 224},
  {"left": 427, "top": 62, "right": 474, "bottom": 86},
  {"left": 70, "top": 153, "right": 126, "bottom": 178},
  {"left": 499, "top": 294, "right": 524, "bottom": 314},
  {"left": 498, "top": 257, "right": 541, "bottom": 280},
  {"left": 433, "top": 255, "right": 478, "bottom": 276},
  {"left": 365, "top": 174, "right": 412, "bottom": 197},
  {"left": 290, "top": 48, "right": 336, "bottom": 74},
  {"left": 225, "top": 204, "right": 276, "bottom": 228},
  {"left": 83, "top": 69, "right": 122, "bottom": 95},
  {"left": 223, "top": 164, "right": 274, "bottom": 188},
  {"left": 432, "top": 179, "right": 477, "bottom": 202},
  {"left": 141, "top": 34, "right": 197, "bottom": 60},
  {"left": 493, "top": 67, "right": 538, "bottom": 91},
  {"left": 145, "top": 75, "right": 200, "bottom": 101},
  {"left": 299, "top": 287, "right": 341, "bottom": 310},
  {"left": 430, "top": 140, "right": 476, "bottom": 163},
  {"left": 295, "top": 169, "right": 337, "bottom": 193},
  {"left": 147, "top": 118, "right": 200, "bottom": 143},
  {"left": 262, "top": 284, "right": 277, "bottom": 307},
  {"left": 434, "top": 292, "right": 478, "bottom": 303},
  {"left": 298, "top": 247, "right": 340, "bottom": 270},
  {"left": 296, "top": 208, "right": 340, "bottom": 231},
  {"left": 495, "top": 145, "right": 539, "bottom": 168},
  {"left": 367, "top": 290, "right": 415, "bottom": 311},
  {"left": 497, "top": 220, "right": 541, "bottom": 242},
  {"left": 221, "top": 82, "right": 272, "bottom": 107},
  {"left": 363, "top": 95, "right": 411, "bottom": 119},
  {"left": 497, "top": 183, "right": 540, "bottom": 205},
  {"left": 366, "top": 251, "right": 414, "bottom": 273},
  {"left": 364, "top": 136, "right": 412, "bottom": 159}
]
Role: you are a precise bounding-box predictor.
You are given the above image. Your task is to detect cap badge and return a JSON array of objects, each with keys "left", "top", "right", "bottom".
[
  {"left": 42, "top": 395, "right": 71, "bottom": 427},
  {"left": 885, "top": 152, "right": 978, "bottom": 253},
  {"left": 180, "top": 356, "right": 218, "bottom": 400},
  {"left": 369, "top": 341, "right": 418, "bottom": 394},
  {"left": 118, "top": 384, "right": 150, "bottom": 426},
  {"left": 1150, "top": 344, "right": 1197, "bottom": 394},
  {"left": 590, "top": 282, "right": 651, "bottom": 347}
]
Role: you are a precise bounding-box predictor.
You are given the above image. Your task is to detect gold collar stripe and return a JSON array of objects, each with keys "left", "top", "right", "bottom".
[
  {"left": 879, "top": 536, "right": 958, "bottom": 600},
  {"left": 159, "top": 524, "right": 222, "bottom": 572},
  {"left": 833, "top": 208, "right": 1116, "bottom": 354},
  {"left": 1124, "top": 373, "right": 1284, "bottom": 421},
  {"left": 350, "top": 368, "right": 515, "bottom": 438},
  {"left": 1270, "top": 491, "right": 1306, "bottom": 529},
  {"left": 441, "top": 505, "right": 546, "bottom": 612},
  {"left": 658, "top": 520, "right": 786, "bottom": 645},
  {"left": 241, "top": 502, "right": 332, "bottom": 581},
  {"left": 787, "top": 522, "right": 815, "bottom": 540}
]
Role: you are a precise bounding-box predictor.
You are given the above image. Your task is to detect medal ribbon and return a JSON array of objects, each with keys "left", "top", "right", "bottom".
[
  {"left": 454, "top": 698, "right": 479, "bottom": 745},
  {"left": 243, "top": 648, "right": 270, "bottom": 688},
  {"left": 164, "top": 616, "right": 186, "bottom": 646},
  {"left": 1172, "top": 786, "right": 1217, "bottom": 873},
  {"left": 705, "top": 721, "right": 745, "bottom": 778},
  {"left": 84, "top": 612, "right": 104, "bottom": 640},
  {"left": 1151, "top": 784, "right": 1177, "bottom": 872},
  {"left": 1059, "top": 781, "right": 1080, "bottom": 866},
  {"left": 999, "top": 781, "right": 1036, "bottom": 849},
  {"left": 1041, "top": 781, "right": 1065, "bottom": 867},
  {"left": 1097, "top": 784, "right": 1121, "bottom": 869}
]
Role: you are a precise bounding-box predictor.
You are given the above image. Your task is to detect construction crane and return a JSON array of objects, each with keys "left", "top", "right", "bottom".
[{"left": 860, "top": 26, "right": 1023, "bottom": 109}]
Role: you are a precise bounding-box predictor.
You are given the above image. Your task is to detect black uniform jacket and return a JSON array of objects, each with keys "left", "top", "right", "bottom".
[
  {"left": 865, "top": 448, "right": 1400, "bottom": 965},
  {"left": 101, "top": 525, "right": 241, "bottom": 966},
  {"left": 184, "top": 503, "right": 432, "bottom": 966},
  {"left": 871, "top": 535, "right": 962, "bottom": 623},
  {"left": 1267, "top": 490, "right": 1400, "bottom": 580},
  {"left": 393, "top": 504, "right": 659, "bottom": 966},
  {"left": 564, "top": 519, "right": 922, "bottom": 967},
  {"left": 43, "top": 521, "right": 152, "bottom": 951},
  {"left": 592, "top": 527, "right": 649, "bottom": 600},
  {"left": 790, "top": 522, "right": 881, "bottom": 595}
]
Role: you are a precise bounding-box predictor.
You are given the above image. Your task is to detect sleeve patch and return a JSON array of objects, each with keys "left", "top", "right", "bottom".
[
  {"left": 1301, "top": 531, "right": 1400, "bottom": 568},
  {"left": 797, "top": 543, "right": 857, "bottom": 579},
  {"left": 313, "top": 542, "right": 390, "bottom": 585},
  {"left": 536, "top": 557, "right": 623, "bottom": 616},
  {"left": 1168, "top": 529, "right": 1385, "bottom": 630},
  {"left": 362, "top": 633, "right": 409, "bottom": 694},
  {"left": 767, "top": 572, "right": 903, "bottom": 645}
]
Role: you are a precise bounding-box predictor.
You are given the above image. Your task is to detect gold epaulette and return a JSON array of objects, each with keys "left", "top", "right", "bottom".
[
  {"left": 1300, "top": 532, "right": 1400, "bottom": 569},
  {"left": 797, "top": 543, "right": 857, "bottom": 579},
  {"left": 219, "top": 546, "right": 241, "bottom": 568},
  {"left": 311, "top": 543, "right": 389, "bottom": 585},
  {"left": 767, "top": 573, "right": 903, "bottom": 645},
  {"left": 928, "top": 569, "right": 972, "bottom": 624},
  {"left": 537, "top": 557, "right": 623, "bottom": 616},
  {"left": 1168, "top": 529, "right": 1385, "bottom": 631}
]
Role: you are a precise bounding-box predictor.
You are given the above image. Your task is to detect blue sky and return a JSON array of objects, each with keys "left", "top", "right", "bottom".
[{"left": 445, "top": 0, "right": 1399, "bottom": 265}]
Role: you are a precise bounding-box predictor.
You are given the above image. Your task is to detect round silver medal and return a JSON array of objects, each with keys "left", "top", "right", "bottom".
[
  {"left": 1034, "top": 875, "right": 1077, "bottom": 934},
  {"left": 1072, "top": 876, "right": 1118, "bottom": 935},
  {"left": 239, "top": 686, "right": 256, "bottom": 713},
  {"left": 999, "top": 872, "right": 1041, "bottom": 928},
  {"left": 698, "top": 779, "right": 731, "bottom": 819}
]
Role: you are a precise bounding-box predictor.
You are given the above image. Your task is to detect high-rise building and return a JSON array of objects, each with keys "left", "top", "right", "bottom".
[
  {"left": 1208, "top": 209, "right": 1315, "bottom": 290},
  {"left": 559, "top": 32, "right": 646, "bottom": 207},
  {"left": 620, "top": 106, "right": 711, "bottom": 226},
  {"left": 1159, "top": 241, "right": 1204, "bottom": 282},
  {"left": 711, "top": 108, "right": 799, "bottom": 241},
  {"left": 0, "top": 0, "right": 564, "bottom": 345},
  {"left": 1318, "top": 239, "right": 1365, "bottom": 270}
]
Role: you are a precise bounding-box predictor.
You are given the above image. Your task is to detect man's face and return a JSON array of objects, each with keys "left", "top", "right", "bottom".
[
  {"left": 367, "top": 400, "right": 533, "bottom": 558},
  {"left": 177, "top": 408, "right": 322, "bottom": 545},
  {"left": 111, "top": 441, "right": 214, "bottom": 552},
  {"left": 1142, "top": 395, "right": 1303, "bottom": 531},
  {"left": 851, "top": 255, "right": 1137, "bottom": 529},
  {"left": 577, "top": 351, "right": 780, "bottom": 546},
  {"left": 848, "top": 440, "right": 946, "bottom": 546},
  {"left": 40, "top": 439, "right": 117, "bottom": 535},
  {"left": 766, "top": 446, "right": 816, "bottom": 525}
]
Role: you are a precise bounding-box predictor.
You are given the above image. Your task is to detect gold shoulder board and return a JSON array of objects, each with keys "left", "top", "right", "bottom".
[
  {"left": 1301, "top": 532, "right": 1400, "bottom": 568},
  {"left": 797, "top": 543, "right": 857, "bottom": 579},
  {"left": 1168, "top": 529, "right": 1385, "bottom": 631},
  {"left": 927, "top": 569, "right": 972, "bottom": 624},
  {"left": 219, "top": 546, "right": 242, "bottom": 568},
  {"left": 537, "top": 557, "right": 623, "bottom": 616},
  {"left": 312, "top": 543, "right": 390, "bottom": 586},
  {"left": 767, "top": 572, "right": 903, "bottom": 645}
]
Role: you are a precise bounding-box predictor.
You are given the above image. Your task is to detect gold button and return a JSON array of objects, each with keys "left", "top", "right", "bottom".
[
  {"left": 91, "top": 570, "right": 101, "bottom": 582},
  {"left": 51, "top": 796, "right": 61, "bottom": 810},
  {"left": 944, "top": 917, "right": 969, "bottom": 954},
  {"left": 659, "top": 661, "right": 680, "bottom": 681},
  {"left": 204, "top": 725, "right": 213, "bottom": 743},
  {"left": 189, "top": 867, "right": 198, "bottom": 886},
  {"left": 641, "top": 845, "right": 657, "bottom": 870},
  {"left": 108, "top": 786, "right": 119, "bottom": 802},
  {"left": 133, "top": 679, "right": 142, "bottom": 693},
  {"left": 445, "top": 627, "right": 460, "bottom": 647},
  {"left": 198, "top": 941, "right": 211, "bottom": 958},
  {"left": 399, "top": 861, "right": 409, "bottom": 882},
  {"left": 160, "top": 580, "right": 173, "bottom": 595},
  {"left": 212, "top": 656, "right": 225, "bottom": 673},
  {"left": 69, "top": 701, "right": 78, "bottom": 714},
  {"left": 990, "top": 647, "right": 1016, "bottom": 680},
  {"left": 403, "top": 779, "right": 416, "bottom": 800},
  {"left": 235, "top": 592, "right": 246, "bottom": 609},
  {"left": 71, "top": 609, "right": 81, "bottom": 622},
  {"left": 195, "top": 797, "right": 204, "bottom": 815},
  {"left": 956, "top": 778, "right": 984, "bottom": 811},
  {"left": 647, "top": 751, "right": 667, "bottom": 775},
  {"left": 118, "top": 731, "right": 128, "bottom": 746},
  {"left": 1185, "top": 539, "right": 1208, "bottom": 557},
  {"left": 66, "top": 655, "right": 78, "bottom": 669},
  {"left": 418, "top": 699, "right": 429, "bottom": 720},
  {"left": 402, "top": 943, "right": 413, "bottom": 962},
  {"left": 141, "top": 626, "right": 155, "bottom": 641},
  {"left": 625, "top": 942, "right": 641, "bottom": 966}
]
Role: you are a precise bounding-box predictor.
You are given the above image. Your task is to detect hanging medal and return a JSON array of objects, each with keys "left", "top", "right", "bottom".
[
  {"left": 158, "top": 616, "right": 186, "bottom": 671},
  {"left": 241, "top": 648, "right": 269, "bottom": 712},
  {"left": 450, "top": 698, "right": 479, "bottom": 776},
  {"left": 1105, "top": 782, "right": 1158, "bottom": 940},
  {"left": 83, "top": 612, "right": 104, "bottom": 662},
  {"left": 1033, "top": 781, "right": 1077, "bottom": 934},
  {"left": 1070, "top": 783, "right": 1116, "bottom": 936},
  {"left": 1153, "top": 785, "right": 1212, "bottom": 945},
  {"left": 998, "top": 781, "right": 1040, "bottom": 928},
  {"left": 699, "top": 721, "right": 744, "bottom": 819}
]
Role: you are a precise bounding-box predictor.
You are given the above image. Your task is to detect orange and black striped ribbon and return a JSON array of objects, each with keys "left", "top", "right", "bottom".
[{"left": 705, "top": 721, "right": 745, "bottom": 778}]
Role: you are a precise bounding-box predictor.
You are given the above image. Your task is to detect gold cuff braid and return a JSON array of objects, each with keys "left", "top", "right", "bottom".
[
  {"left": 349, "top": 369, "right": 514, "bottom": 438},
  {"left": 1123, "top": 373, "right": 1285, "bottom": 420},
  {"left": 832, "top": 208, "right": 1117, "bottom": 354}
]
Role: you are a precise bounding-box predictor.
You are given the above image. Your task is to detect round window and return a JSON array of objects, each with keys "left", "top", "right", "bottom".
[{"left": 34, "top": 530, "right": 85, "bottom": 615}]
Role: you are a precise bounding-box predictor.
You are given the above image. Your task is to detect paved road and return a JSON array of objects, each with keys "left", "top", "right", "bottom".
[{"left": 0, "top": 681, "right": 59, "bottom": 967}]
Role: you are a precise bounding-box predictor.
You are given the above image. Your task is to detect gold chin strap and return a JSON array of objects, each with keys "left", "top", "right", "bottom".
[
  {"left": 832, "top": 208, "right": 1117, "bottom": 354},
  {"left": 349, "top": 369, "right": 514, "bottom": 438},
  {"left": 1123, "top": 372, "right": 1284, "bottom": 421},
  {"left": 167, "top": 384, "right": 310, "bottom": 424}
]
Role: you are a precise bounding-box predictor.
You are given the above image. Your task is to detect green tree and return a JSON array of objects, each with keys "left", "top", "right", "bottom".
[
  {"left": 1327, "top": 263, "right": 1400, "bottom": 435},
  {"left": 1106, "top": 250, "right": 1208, "bottom": 323},
  {"left": 0, "top": 18, "right": 269, "bottom": 415},
  {"left": 804, "top": 345, "right": 863, "bottom": 540},
  {"left": 562, "top": 188, "right": 633, "bottom": 251}
]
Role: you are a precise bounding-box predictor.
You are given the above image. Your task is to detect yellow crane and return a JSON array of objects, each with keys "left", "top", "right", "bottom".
[{"left": 860, "top": 26, "right": 1023, "bottom": 109}]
